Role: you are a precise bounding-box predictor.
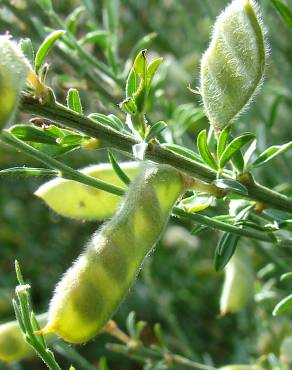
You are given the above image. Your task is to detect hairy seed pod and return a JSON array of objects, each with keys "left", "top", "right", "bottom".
[
  {"left": 219, "top": 366, "right": 264, "bottom": 370},
  {"left": 200, "top": 0, "right": 267, "bottom": 130},
  {"left": 35, "top": 162, "right": 140, "bottom": 221},
  {"left": 0, "top": 313, "right": 52, "bottom": 362},
  {"left": 0, "top": 36, "right": 30, "bottom": 129},
  {"left": 39, "top": 163, "right": 187, "bottom": 343},
  {"left": 220, "top": 247, "right": 253, "bottom": 315}
]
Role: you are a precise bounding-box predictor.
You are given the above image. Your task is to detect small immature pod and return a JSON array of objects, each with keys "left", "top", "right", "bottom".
[
  {"left": 35, "top": 162, "right": 140, "bottom": 220},
  {"left": 200, "top": 0, "right": 267, "bottom": 130},
  {"left": 0, "top": 36, "right": 30, "bottom": 128},
  {"left": 0, "top": 313, "right": 50, "bottom": 362},
  {"left": 220, "top": 247, "right": 253, "bottom": 315},
  {"left": 40, "top": 163, "right": 187, "bottom": 343}
]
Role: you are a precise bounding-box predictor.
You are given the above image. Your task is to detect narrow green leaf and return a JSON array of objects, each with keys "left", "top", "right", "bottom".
[
  {"left": 79, "top": 30, "right": 109, "bottom": 48},
  {"left": 280, "top": 272, "right": 292, "bottom": 281},
  {"left": 279, "top": 220, "right": 292, "bottom": 230},
  {"left": 213, "top": 179, "right": 248, "bottom": 195},
  {"left": 244, "top": 139, "right": 257, "bottom": 166},
  {"left": 126, "top": 311, "right": 136, "bottom": 338},
  {"left": 19, "top": 38, "right": 34, "bottom": 65},
  {"left": 66, "top": 88, "right": 83, "bottom": 114},
  {"left": 30, "top": 312, "right": 46, "bottom": 347},
  {"left": 35, "top": 0, "right": 53, "bottom": 11},
  {"left": 217, "top": 125, "right": 231, "bottom": 159},
  {"left": 126, "top": 68, "right": 138, "bottom": 98},
  {"left": 119, "top": 97, "right": 137, "bottom": 115},
  {"left": 103, "top": 0, "right": 119, "bottom": 35},
  {"left": 130, "top": 32, "right": 157, "bottom": 61},
  {"left": 10, "top": 125, "right": 57, "bottom": 144},
  {"left": 219, "top": 133, "right": 255, "bottom": 168},
  {"left": 145, "top": 121, "right": 167, "bottom": 142},
  {"left": 108, "top": 151, "right": 130, "bottom": 185},
  {"left": 88, "top": 113, "right": 122, "bottom": 131},
  {"left": 231, "top": 150, "right": 245, "bottom": 174},
  {"left": 252, "top": 141, "right": 292, "bottom": 168},
  {"left": 214, "top": 233, "right": 240, "bottom": 272},
  {"left": 271, "top": 0, "right": 292, "bottom": 28},
  {"left": 147, "top": 57, "right": 163, "bottom": 86},
  {"left": 273, "top": 294, "right": 292, "bottom": 316},
  {"left": 12, "top": 299, "right": 26, "bottom": 333},
  {"left": 107, "top": 114, "right": 124, "bottom": 130},
  {"left": 133, "top": 49, "right": 147, "bottom": 78},
  {"left": 58, "top": 134, "right": 85, "bottom": 146},
  {"left": 65, "top": 6, "right": 85, "bottom": 35},
  {"left": 268, "top": 95, "right": 283, "bottom": 128},
  {"left": 35, "top": 30, "right": 65, "bottom": 73},
  {"left": 197, "top": 129, "right": 218, "bottom": 170}
]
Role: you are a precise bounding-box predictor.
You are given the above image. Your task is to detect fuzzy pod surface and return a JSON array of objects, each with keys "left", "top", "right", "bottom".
[
  {"left": 220, "top": 247, "right": 254, "bottom": 315},
  {"left": 40, "top": 163, "right": 187, "bottom": 343},
  {"left": 200, "top": 0, "right": 267, "bottom": 130},
  {"left": 0, "top": 36, "right": 30, "bottom": 129},
  {"left": 35, "top": 162, "right": 140, "bottom": 221},
  {"left": 0, "top": 313, "right": 50, "bottom": 362}
]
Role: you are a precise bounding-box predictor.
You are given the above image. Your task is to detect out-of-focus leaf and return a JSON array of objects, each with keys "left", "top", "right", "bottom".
[
  {"left": 271, "top": 0, "right": 292, "bottom": 28},
  {"left": 273, "top": 294, "right": 292, "bottom": 316},
  {"left": 251, "top": 141, "right": 292, "bottom": 168}
]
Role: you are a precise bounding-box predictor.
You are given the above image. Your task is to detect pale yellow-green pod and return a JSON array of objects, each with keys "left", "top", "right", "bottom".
[
  {"left": 39, "top": 163, "right": 187, "bottom": 343},
  {"left": 35, "top": 162, "right": 140, "bottom": 221},
  {"left": 200, "top": 0, "right": 267, "bottom": 131},
  {"left": 219, "top": 366, "right": 264, "bottom": 370},
  {"left": 0, "top": 313, "right": 52, "bottom": 363},
  {"left": 220, "top": 247, "right": 254, "bottom": 315},
  {"left": 0, "top": 35, "right": 30, "bottom": 129}
]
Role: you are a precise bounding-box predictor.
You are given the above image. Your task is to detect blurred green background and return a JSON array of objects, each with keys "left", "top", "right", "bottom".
[{"left": 0, "top": 0, "right": 291, "bottom": 369}]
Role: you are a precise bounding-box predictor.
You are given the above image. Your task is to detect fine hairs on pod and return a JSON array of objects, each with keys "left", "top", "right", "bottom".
[
  {"left": 0, "top": 35, "right": 30, "bottom": 129},
  {"left": 38, "top": 163, "right": 189, "bottom": 343},
  {"left": 35, "top": 162, "right": 141, "bottom": 221},
  {"left": 220, "top": 246, "right": 254, "bottom": 315},
  {"left": 0, "top": 313, "right": 54, "bottom": 363},
  {"left": 200, "top": 0, "right": 268, "bottom": 131}
]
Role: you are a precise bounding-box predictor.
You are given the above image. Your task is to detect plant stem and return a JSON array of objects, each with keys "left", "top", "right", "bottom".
[
  {"left": 106, "top": 343, "right": 215, "bottom": 370},
  {"left": 1, "top": 131, "right": 124, "bottom": 196},
  {"left": 20, "top": 94, "right": 292, "bottom": 213},
  {"left": 1, "top": 131, "right": 286, "bottom": 245}
]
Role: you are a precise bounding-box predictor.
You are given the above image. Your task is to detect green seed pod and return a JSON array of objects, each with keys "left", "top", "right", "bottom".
[
  {"left": 200, "top": 0, "right": 267, "bottom": 130},
  {"left": 40, "top": 163, "right": 187, "bottom": 343},
  {"left": 219, "top": 366, "right": 264, "bottom": 370},
  {"left": 35, "top": 162, "right": 140, "bottom": 221},
  {"left": 0, "top": 35, "right": 30, "bottom": 129},
  {"left": 0, "top": 313, "right": 51, "bottom": 362},
  {"left": 220, "top": 247, "right": 253, "bottom": 315}
]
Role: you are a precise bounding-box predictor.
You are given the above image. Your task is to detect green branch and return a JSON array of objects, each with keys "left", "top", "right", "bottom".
[
  {"left": 0, "top": 131, "right": 283, "bottom": 245},
  {"left": 20, "top": 94, "right": 292, "bottom": 213}
]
